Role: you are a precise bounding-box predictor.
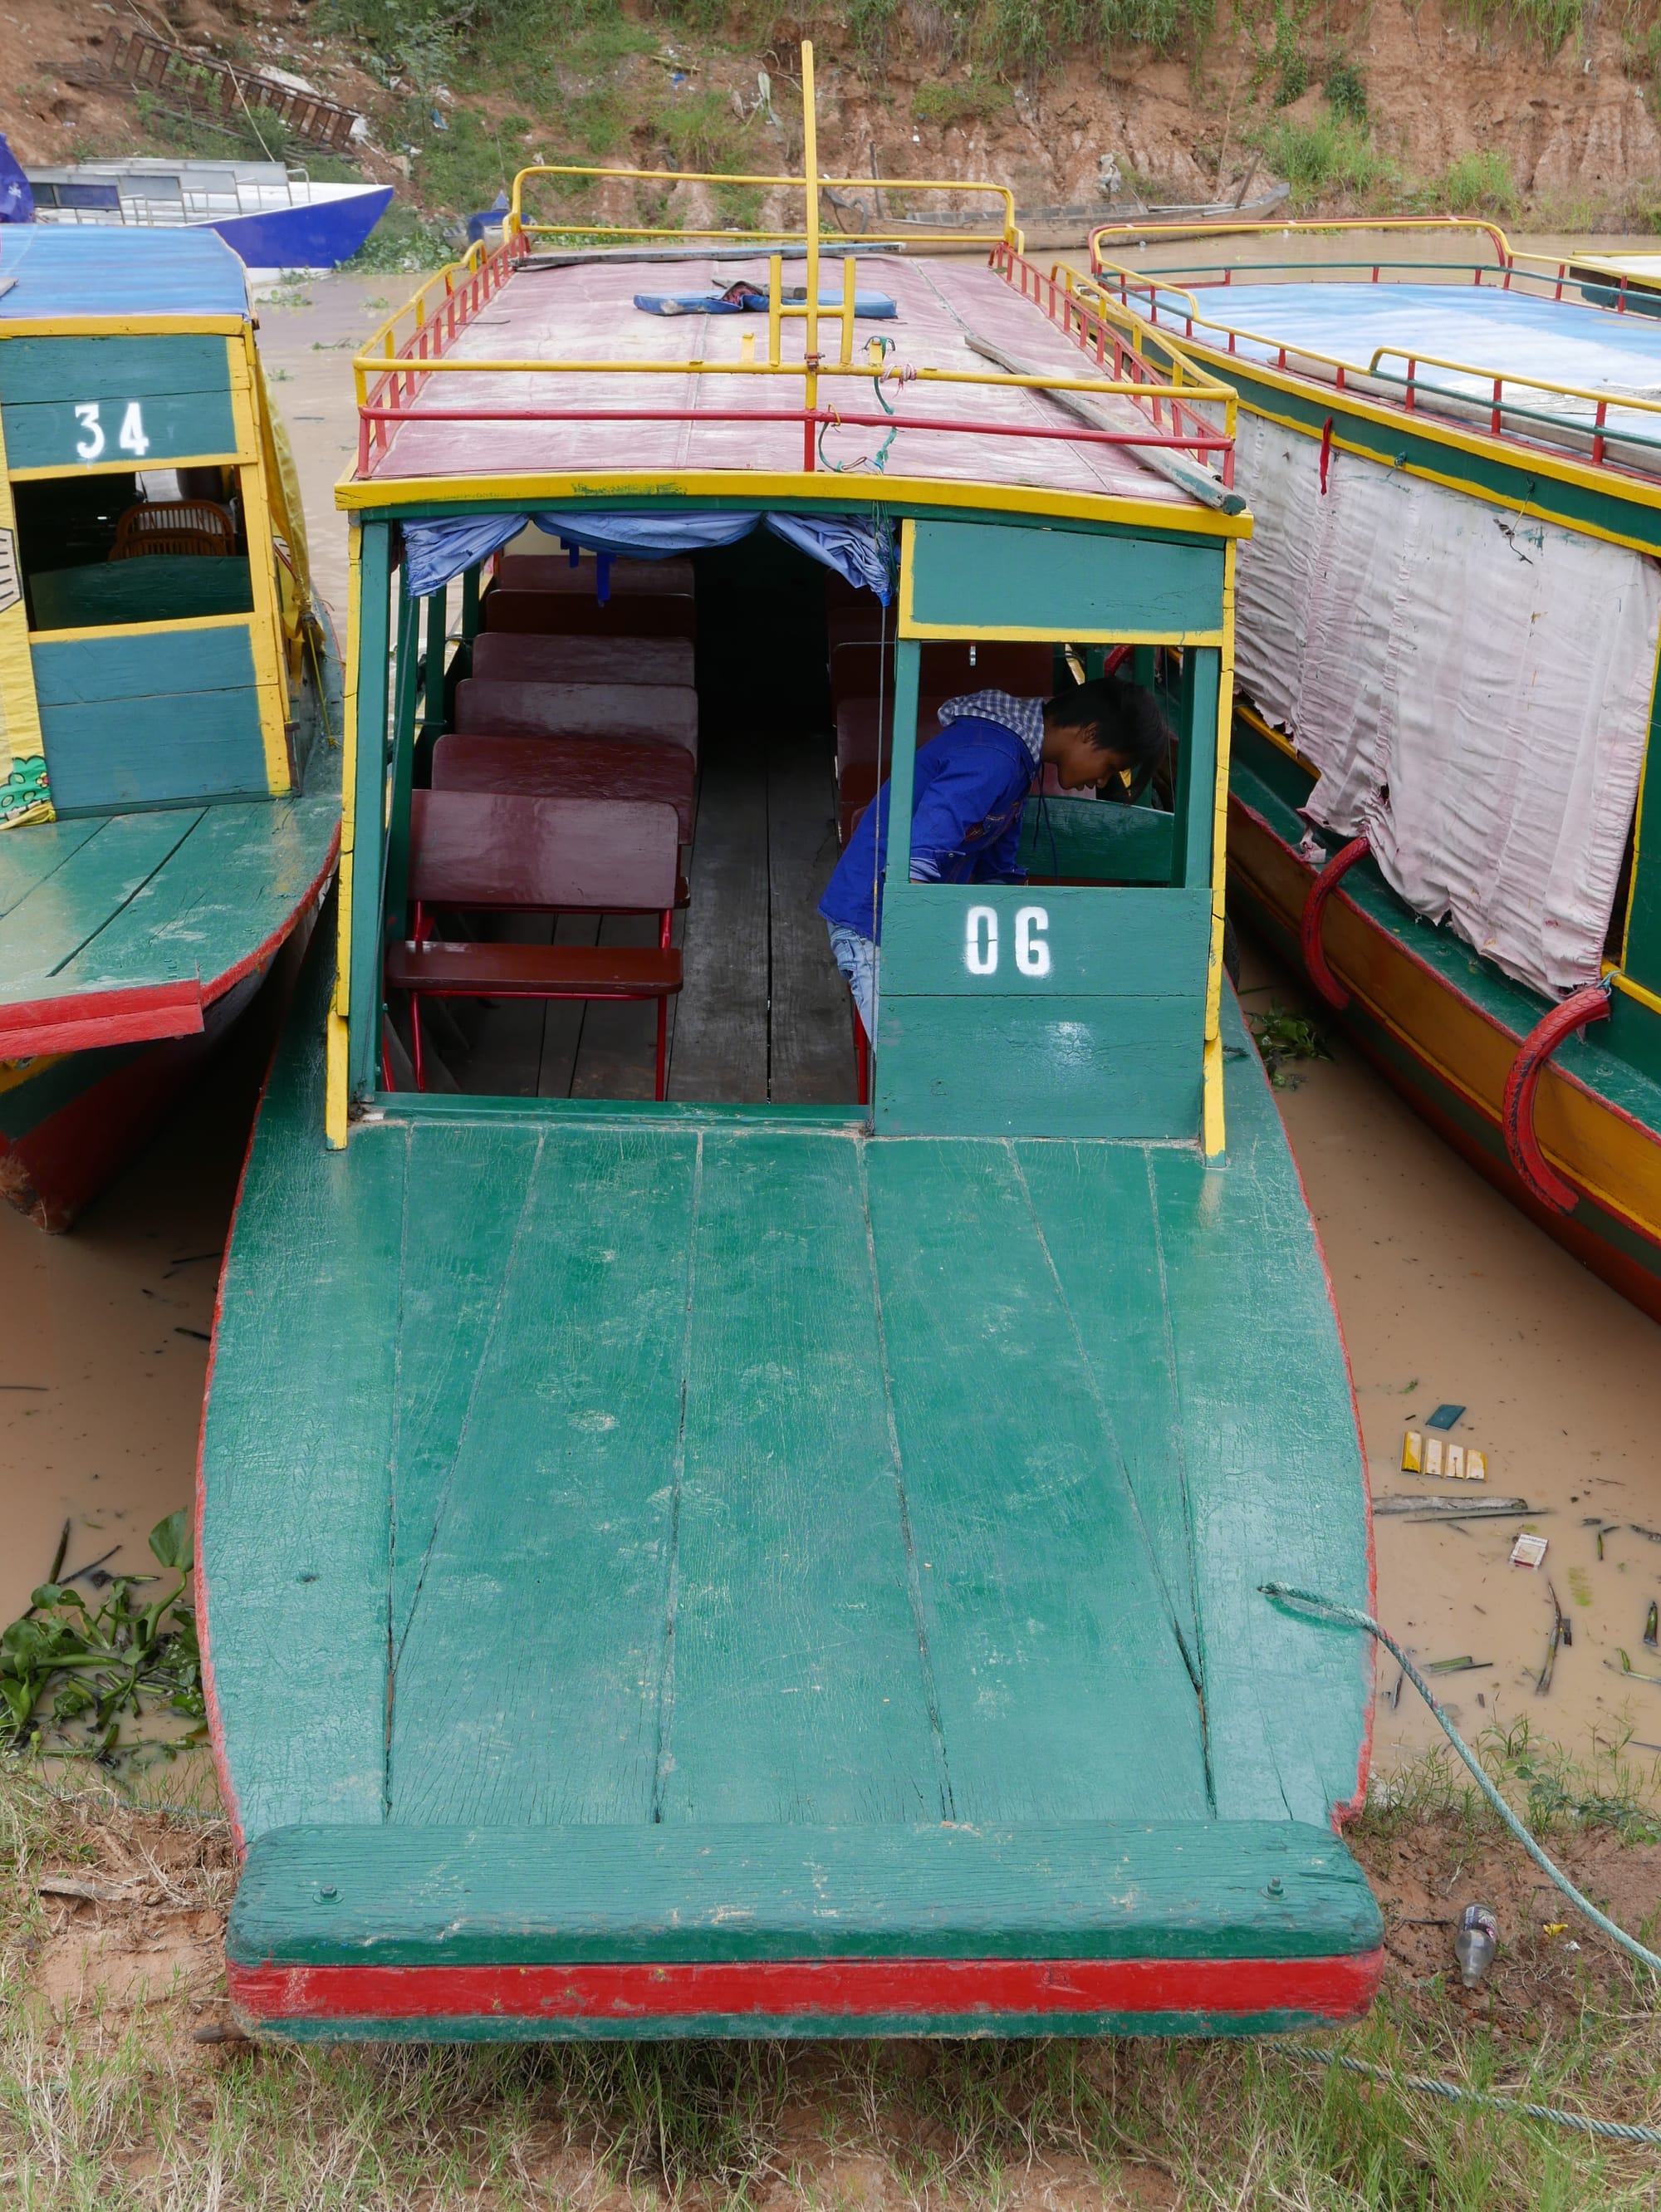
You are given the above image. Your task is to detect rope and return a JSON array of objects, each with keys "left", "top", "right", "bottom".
[
  {"left": 1262, "top": 1585, "right": 1661, "bottom": 1975},
  {"left": 1260, "top": 1585, "right": 1661, "bottom": 2148},
  {"left": 1277, "top": 2048, "right": 1661, "bottom": 2147}
]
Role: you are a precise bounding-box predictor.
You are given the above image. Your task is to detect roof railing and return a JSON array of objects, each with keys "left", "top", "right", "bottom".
[
  {"left": 1077, "top": 247, "right": 1661, "bottom": 483},
  {"left": 350, "top": 153, "right": 1237, "bottom": 489}
]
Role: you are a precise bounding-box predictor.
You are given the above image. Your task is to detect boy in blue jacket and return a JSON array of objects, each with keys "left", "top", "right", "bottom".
[{"left": 819, "top": 675, "right": 1169, "bottom": 1034}]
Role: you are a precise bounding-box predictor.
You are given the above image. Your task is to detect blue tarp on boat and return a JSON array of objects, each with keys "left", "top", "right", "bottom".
[{"left": 0, "top": 224, "right": 250, "bottom": 320}]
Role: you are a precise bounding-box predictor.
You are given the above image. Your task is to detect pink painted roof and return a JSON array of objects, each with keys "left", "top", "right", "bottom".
[{"left": 358, "top": 252, "right": 1215, "bottom": 510}]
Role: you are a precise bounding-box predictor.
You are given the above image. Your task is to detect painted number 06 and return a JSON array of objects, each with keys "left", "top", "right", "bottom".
[
  {"left": 73, "top": 402, "right": 150, "bottom": 463},
  {"left": 964, "top": 905, "right": 1051, "bottom": 978}
]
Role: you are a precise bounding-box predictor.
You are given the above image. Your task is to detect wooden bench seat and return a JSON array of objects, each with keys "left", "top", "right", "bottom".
[
  {"left": 482, "top": 589, "right": 696, "bottom": 641},
  {"left": 390, "top": 791, "right": 684, "bottom": 1096},
  {"left": 496, "top": 553, "right": 696, "bottom": 596},
  {"left": 469, "top": 633, "right": 694, "bottom": 689},
  {"left": 433, "top": 733, "right": 695, "bottom": 842},
  {"left": 455, "top": 678, "right": 698, "bottom": 758},
  {"left": 388, "top": 938, "right": 681, "bottom": 998}
]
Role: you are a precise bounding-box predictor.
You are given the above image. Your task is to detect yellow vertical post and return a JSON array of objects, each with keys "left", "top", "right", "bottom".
[
  {"left": 840, "top": 253, "right": 857, "bottom": 365},
  {"left": 768, "top": 253, "right": 782, "bottom": 366},
  {"left": 801, "top": 39, "right": 820, "bottom": 425},
  {"left": 1202, "top": 537, "right": 1238, "bottom": 1163},
  {"left": 0, "top": 373, "right": 51, "bottom": 827}
]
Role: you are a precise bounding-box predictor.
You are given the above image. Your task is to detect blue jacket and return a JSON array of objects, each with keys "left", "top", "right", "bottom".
[{"left": 818, "top": 716, "right": 1032, "bottom": 943}]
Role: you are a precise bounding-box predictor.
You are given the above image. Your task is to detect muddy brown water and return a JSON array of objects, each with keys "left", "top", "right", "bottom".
[{"left": 2, "top": 253, "right": 1657, "bottom": 1788}]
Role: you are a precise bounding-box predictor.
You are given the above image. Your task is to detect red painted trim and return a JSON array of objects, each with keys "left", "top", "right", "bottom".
[
  {"left": 0, "top": 979, "right": 204, "bottom": 1058},
  {"left": 1299, "top": 835, "right": 1370, "bottom": 1011},
  {"left": 230, "top": 1950, "right": 1383, "bottom": 2027},
  {"left": 1500, "top": 984, "right": 1614, "bottom": 1213}
]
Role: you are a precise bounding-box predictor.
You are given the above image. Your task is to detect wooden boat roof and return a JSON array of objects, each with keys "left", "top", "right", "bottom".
[
  {"left": 0, "top": 792, "right": 338, "bottom": 1057},
  {"left": 346, "top": 243, "right": 1240, "bottom": 524},
  {"left": 0, "top": 224, "right": 251, "bottom": 323}
]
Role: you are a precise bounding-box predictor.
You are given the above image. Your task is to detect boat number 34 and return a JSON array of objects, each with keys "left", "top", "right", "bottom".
[
  {"left": 73, "top": 402, "right": 151, "bottom": 463},
  {"left": 964, "top": 905, "right": 1051, "bottom": 978}
]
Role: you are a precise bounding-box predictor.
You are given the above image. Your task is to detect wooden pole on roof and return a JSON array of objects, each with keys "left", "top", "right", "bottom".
[{"left": 801, "top": 39, "right": 820, "bottom": 436}]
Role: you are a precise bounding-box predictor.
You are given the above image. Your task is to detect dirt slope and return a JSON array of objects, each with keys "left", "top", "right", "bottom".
[{"left": 2, "top": 0, "right": 1659, "bottom": 236}]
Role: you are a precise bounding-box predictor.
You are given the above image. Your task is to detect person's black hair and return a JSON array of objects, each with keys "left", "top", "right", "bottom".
[{"left": 1043, "top": 675, "right": 1170, "bottom": 781}]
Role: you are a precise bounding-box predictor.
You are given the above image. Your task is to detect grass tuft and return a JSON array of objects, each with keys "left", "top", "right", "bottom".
[
  {"left": 1256, "top": 110, "right": 1397, "bottom": 210},
  {"left": 1436, "top": 146, "right": 1521, "bottom": 215}
]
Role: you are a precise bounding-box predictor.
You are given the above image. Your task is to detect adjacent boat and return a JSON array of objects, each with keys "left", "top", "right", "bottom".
[
  {"left": 23, "top": 158, "right": 392, "bottom": 270},
  {"left": 199, "top": 64, "right": 1380, "bottom": 2043},
  {"left": 1089, "top": 219, "right": 1661, "bottom": 1322},
  {"left": 0, "top": 223, "right": 341, "bottom": 1226}
]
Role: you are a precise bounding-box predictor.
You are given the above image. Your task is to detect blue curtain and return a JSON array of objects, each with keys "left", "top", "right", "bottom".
[{"left": 399, "top": 508, "right": 894, "bottom": 603}]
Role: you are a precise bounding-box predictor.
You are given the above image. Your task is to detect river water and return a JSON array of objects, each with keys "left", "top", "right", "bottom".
[{"left": 3, "top": 250, "right": 1657, "bottom": 1785}]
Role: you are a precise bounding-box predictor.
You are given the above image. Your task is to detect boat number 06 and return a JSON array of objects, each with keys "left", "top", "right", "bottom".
[
  {"left": 964, "top": 904, "right": 1051, "bottom": 978},
  {"left": 73, "top": 402, "right": 151, "bottom": 463}
]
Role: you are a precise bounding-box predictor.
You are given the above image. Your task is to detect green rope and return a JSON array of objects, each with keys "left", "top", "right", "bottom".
[
  {"left": 1279, "top": 2048, "right": 1661, "bottom": 2147},
  {"left": 1262, "top": 1584, "right": 1661, "bottom": 2150},
  {"left": 1262, "top": 1585, "right": 1661, "bottom": 1978}
]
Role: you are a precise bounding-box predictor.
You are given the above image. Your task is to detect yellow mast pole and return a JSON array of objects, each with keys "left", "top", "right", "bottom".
[{"left": 801, "top": 39, "right": 819, "bottom": 447}]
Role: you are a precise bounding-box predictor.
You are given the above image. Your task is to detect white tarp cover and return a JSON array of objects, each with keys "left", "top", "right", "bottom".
[{"left": 1232, "top": 410, "right": 1661, "bottom": 997}]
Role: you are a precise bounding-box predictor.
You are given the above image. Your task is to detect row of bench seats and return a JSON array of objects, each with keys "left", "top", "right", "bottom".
[{"left": 387, "top": 551, "right": 700, "bottom": 1098}]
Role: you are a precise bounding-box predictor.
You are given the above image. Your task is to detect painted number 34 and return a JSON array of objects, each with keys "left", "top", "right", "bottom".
[
  {"left": 964, "top": 905, "right": 1051, "bottom": 978},
  {"left": 73, "top": 401, "right": 150, "bottom": 463}
]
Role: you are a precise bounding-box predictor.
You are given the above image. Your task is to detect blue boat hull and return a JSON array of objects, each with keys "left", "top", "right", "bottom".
[{"left": 207, "top": 186, "right": 392, "bottom": 268}]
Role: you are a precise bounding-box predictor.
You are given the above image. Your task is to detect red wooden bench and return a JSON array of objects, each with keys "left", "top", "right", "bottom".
[
  {"left": 496, "top": 552, "right": 696, "bottom": 596},
  {"left": 387, "top": 792, "right": 684, "bottom": 1099},
  {"left": 454, "top": 677, "right": 698, "bottom": 758},
  {"left": 835, "top": 695, "right": 949, "bottom": 845},
  {"left": 470, "top": 633, "right": 695, "bottom": 689},
  {"left": 830, "top": 638, "right": 1054, "bottom": 710},
  {"left": 481, "top": 589, "right": 696, "bottom": 640},
  {"left": 432, "top": 733, "right": 695, "bottom": 843}
]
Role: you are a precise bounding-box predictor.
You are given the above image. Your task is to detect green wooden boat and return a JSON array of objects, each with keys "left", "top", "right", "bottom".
[
  {"left": 0, "top": 225, "right": 341, "bottom": 1226},
  {"left": 200, "top": 75, "right": 1380, "bottom": 2040}
]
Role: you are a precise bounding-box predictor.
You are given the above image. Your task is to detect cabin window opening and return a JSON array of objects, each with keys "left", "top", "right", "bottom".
[
  {"left": 380, "top": 523, "right": 868, "bottom": 1107},
  {"left": 13, "top": 464, "right": 253, "bottom": 633}
]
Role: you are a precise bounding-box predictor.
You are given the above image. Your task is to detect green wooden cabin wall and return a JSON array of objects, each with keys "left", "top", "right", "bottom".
[
  {"left": 32, "top": 624, "right": 272, "bottom": 813},
  {"left": 29, "top": 557, "right": 254, "bottom": 632},
  {"left": 0, "top": 333, "right": 238, "bottom": 473},
  {"left": 904, "top": 518, "right": 1226, "bottom": 640}
]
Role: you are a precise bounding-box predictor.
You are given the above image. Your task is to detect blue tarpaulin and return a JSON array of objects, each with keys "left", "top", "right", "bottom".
[
  {"left": 0, "top": 134, "right": 32, "bottom": 225},
  {"left": 400, "top": 509, "right": 895, "bottom": 602},
  {"left": 0, "top": 223, "right": 249, "bottom": 318}
]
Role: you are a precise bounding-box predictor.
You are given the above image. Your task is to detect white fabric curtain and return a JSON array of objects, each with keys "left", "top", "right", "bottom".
[{"left": 1231, "top": 410, "right": 1661, "bottom": 997}]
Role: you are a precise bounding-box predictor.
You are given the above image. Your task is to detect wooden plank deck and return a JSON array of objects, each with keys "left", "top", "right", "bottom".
[{"left": 203, "top": 949, "right": 1371, "bottom": 1861}]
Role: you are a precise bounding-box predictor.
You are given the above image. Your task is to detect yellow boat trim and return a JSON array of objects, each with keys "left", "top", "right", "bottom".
[
  {"left": 27, "top": 611, "right": 261, "bottom": 646},
  {"left": 0, "top": 385, "right": 48, "bottom": 820},
  {"left": 1089, "top": 216, "right": 1513, "bottom": 266},
  {"left": 1607, "top": 964, "right": 1661, "bottom": 1019},
  {"left": 1620, "top": 622, "right": 1661, "bottom": 974},
  {"left": 334, "top": 466, "right": 1249, "bottom": 540},
  {"left": 1203, "top": 539, "right": 1237, "bottom": 1161},
  {"left": 8, "top": 450, "right": 249, "bottom": 483},
  {"left": 0, "top": 1053, "right": 64, "bottom": 1096},
  {"left": 0, "top": 315, "right": 250, "bottom": 339},
  {"left": 326, "top": 522, "right": 362, "bottom": 1150},
  {"left": 226, "top": 331, "right": 293, "bottom": 795}
]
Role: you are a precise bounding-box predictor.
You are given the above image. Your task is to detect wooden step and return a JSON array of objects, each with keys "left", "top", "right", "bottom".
[
  {"left": 389, "top": 939, "right": 682, "bottom": 998},
  {"left": 432, "top": 733, "right": 695, "bottom": 842},
  {"left": 482, "top": 591, "right": 696, "bottom": 640},
  {"left": 227, "top": 1818, "right": 1382, "bottom": 2038},
  {"left": 470, "top": 633, "right": 694, "bottom": 688},
  {"left": 455, "top": 679, "right": 698, "bottom": 756}
]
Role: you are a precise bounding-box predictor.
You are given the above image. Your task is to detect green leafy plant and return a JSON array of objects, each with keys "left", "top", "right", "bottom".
[
  {"left": 1257, "top": 110, "right": 1397, "bottom": 209},
  {"left": 0, "top": 1513, "right": 203, "bottom": 1766},
  {"left": 913, "top": 76, "right": 1013, "bottom": 126},
  {"left": 1323, "top": 58, "right": 1368, "bottom": 122},
  {"left": 1435, "top": 146, "right": 1519, "bottom": 215},
  {"left": 1247, "top": 998, "right": 1332, "bottom": 1085}
]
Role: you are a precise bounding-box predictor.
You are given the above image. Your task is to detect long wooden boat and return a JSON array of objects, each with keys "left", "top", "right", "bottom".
[
  {"left": 1088, "top": 219, "right": 1661, "bottom": 1322},
  {"left": 0, "top": 224, "right": 341, "bottom": 1227},
  {"left": 200, "top": 56, "right": 1380, "bottom": 2043}
]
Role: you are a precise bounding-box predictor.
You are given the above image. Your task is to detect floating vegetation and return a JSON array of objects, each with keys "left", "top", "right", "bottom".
[
  {"left": 1247, "top": 998, "right": 1334, "bottom": 1086},
  {"left": 0, "top": 1511, "right": 203, "bottom": 1770}
]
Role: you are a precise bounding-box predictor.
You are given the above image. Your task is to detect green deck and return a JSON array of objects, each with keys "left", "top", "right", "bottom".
[
  {"left": 0, "top": 792, "right": 340, "bottom": 1017},
  {"left": 204, "top": 948, "right": 1376, "bottom": 2008}
]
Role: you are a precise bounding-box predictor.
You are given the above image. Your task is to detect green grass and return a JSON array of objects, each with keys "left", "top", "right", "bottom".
[
  {"left": 1256, "top": 110, "right": 1398, "bottom": 211},
  {"left": 6, "top": 1739, "right": 1661, "bottom": 2205},
  {"left": 1433, "top": 147, "right": 1521, "bottom": 215},
  {"left": 913, "top": 76, "right": 1014, "bottom": 126},
  {"left": 1450, "top": 0, "right": 1587, "bottom": 52}
]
